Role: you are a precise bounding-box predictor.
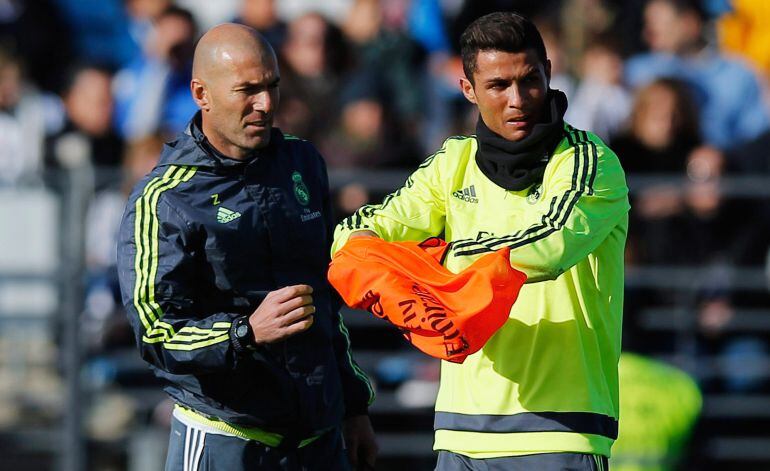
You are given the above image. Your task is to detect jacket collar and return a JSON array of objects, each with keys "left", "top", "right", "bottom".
[{"left": 157, "top": 111, "right": 284, "bottom": 169}]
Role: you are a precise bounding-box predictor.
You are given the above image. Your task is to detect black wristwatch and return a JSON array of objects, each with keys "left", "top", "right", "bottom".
[{"left": 230, "top": 315, "right": 257, "bottom": 353}]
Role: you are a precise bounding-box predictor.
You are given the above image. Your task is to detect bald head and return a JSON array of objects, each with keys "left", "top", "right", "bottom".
[
  {"left": 190, "top": 23, "right": 280, "bottom": 158},
  {"left": 193, "top": 23, "right": 276, "bottom": 81}
]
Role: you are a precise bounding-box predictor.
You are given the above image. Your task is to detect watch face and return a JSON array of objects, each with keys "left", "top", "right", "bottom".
[{"left": 236, "top": 324, "right": 250, "bottom": 338}]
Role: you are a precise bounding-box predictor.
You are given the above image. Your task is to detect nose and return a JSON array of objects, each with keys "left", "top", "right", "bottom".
[
  {"left": 506, "top": 84, "right": 524, "bottom": 109},
  {"left": 252, "top": 90, "right": 274, "bottom": 113}
]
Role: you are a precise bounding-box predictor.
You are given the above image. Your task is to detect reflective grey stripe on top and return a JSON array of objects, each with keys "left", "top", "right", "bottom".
[{"left": 434, "top": 411, "right": 618, "bottom": 440}]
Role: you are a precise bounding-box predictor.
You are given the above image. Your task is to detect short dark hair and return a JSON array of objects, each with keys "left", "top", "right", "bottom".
[
  {"left": 460, "top": 12, "right": 547, "bottom": 84},
  {"left": 60, "top": 63, "right": 113, "bottom": 96},
  {"left": 648, "top": 0, "right": 706, "bottom": 21},
  {"left": 157, "top": 5, "right": 198, "bottom": 34}
]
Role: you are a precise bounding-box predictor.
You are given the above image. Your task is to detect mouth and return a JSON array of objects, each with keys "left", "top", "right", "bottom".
[
  {"left": 245, "top": 120, "right": 270, "bottom": 130},
  {"left": 505, "top": 116, "right": 532, "bottom": 130}
]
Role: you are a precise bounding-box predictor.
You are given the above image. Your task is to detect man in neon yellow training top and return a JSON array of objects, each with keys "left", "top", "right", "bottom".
[{"left": 331, "top": 11, "right": 629, "bottom": 471}]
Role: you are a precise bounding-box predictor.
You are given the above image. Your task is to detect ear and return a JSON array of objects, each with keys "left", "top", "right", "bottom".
[
  {"left": 460, "top": 76, "right": 477, "bottom": 105},
  {"left": 190, "top": 78, "right": 210, "bottom": 111},
  {"left": 544, "top": 59, "right": 552, "bottom": 87}
]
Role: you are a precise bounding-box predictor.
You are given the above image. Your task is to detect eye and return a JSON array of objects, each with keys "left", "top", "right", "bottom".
[{"left": 524, "top": 74, "right": 540, "bottom": 84}]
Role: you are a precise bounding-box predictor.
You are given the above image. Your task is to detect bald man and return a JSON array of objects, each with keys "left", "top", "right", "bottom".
[{"left": 117, "top": 24, "right": 377, "bottom": 470}]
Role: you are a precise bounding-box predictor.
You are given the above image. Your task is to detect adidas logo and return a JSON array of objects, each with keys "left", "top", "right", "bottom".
[
  {"left": 217, "top": 207, "right": 241, "bottom": 224},
  {"left": 452, "top": 184, "right": 479, "bottom": 203}
]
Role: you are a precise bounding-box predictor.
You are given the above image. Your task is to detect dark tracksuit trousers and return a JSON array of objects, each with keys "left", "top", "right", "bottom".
[
  {"left": 165, "top": 415, "right": 351, "bottom": 471},
  {"left": 435, "top": 450, "right": 609, "bottom": 471}
]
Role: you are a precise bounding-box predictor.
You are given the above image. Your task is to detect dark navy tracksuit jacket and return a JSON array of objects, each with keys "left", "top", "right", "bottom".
[{"left": 117, "top": 116, "right": 373, "bottom": 441}]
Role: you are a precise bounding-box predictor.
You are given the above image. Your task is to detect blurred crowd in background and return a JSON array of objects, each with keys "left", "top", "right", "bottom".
[{"left": 3, "top": 0, "right": 770, "bottom": 468}]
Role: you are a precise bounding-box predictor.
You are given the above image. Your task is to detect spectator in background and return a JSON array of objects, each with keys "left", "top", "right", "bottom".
[
  {"left": 334, "top": 182, "right": 371, "bottom": 222},
  {"left": 681, "top": 145, "right": 769, "bottom": 393},
  {"left": 537, "top": 19, "right": 574, "bottom": 100},
  {"left": 406, "top": 0, "right": 451, "bottom": 55},
  {"left": 0, "top": 0, "right": 73, "bottom": 91},
  {"left": 320, "top": 73, "right": 420, "bottom": 220},
  {"left": 596, "top": 78, "right": 699, "bottom": 363},
  {"left": 236, "top": 0, "right": 287, "bottom": 51},
  {"left": 620, "top": 116, "right": 768, "bottom": 393},
  {"left": 421, "top": 53, "right": 476, "bottom": 152},
  {"left": 0, "top": 49, "right": 63, "bottom": 185},
  {"left": 321, "top": 73, "right": 421, "bottom": 170},
  {"left": 50, "top": 0, "right": 140, "bottom": 70},
  {"left": 175, "top": 0, "right": 240, "bottom": 31},
  {"left": 727, "top": 126, "right": 770, "bottom": 175},
  {"left": 717, "top": 0, "right": 770, "bottom": 77},
  {"left": 613, "top": 78, "right": 700, "bottom": 176},
  {"left": 113, "top": 6, "right": 199, "bottom": 139},
  {"left": 277, "top": 12, "right": 349, "bottom": 142},
  {"left": 44, "top": 65, "right": 123, "bottom": 172},
  {"left": 124, "top": 0, "right": 174, "bottom": 55},
  {"left": 447, "top": 0, "right": 563, "bottom": 47},
  {"left": 625, "top": 0, "right": 770, "bottom": 150},
  {"left": 321, "top": 79, "right": 388, "bottom": 170},
  {"left": 342, "top": 0, "right": 425, "bottom": 129},
  {"left": 275, "top": 0, "right": 352, "bottom": 25},
  {"left": 557, "top": 0, "right": 619, "bottom": 75},
  {"left": 679, "top": 145, "right": 747, "bottom": 266},
  {"left": 613, "top": 78, "right": 700, "bottom": 266},
  {"left": 566, "top": 36, "right": 632, "bottom": 142}
]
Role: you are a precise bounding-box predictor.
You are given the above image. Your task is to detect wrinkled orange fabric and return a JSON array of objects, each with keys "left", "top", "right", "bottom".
[{"left": 328, "top": 237, "right": 527, "bottom": 363}]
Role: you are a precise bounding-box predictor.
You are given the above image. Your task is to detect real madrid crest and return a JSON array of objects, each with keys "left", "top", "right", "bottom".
[
  {"left": 527, "top": 184, "right": 542, "bottom": 204},
  {"left": 292, "top": 171, "right": 310, "bottom": 206}
]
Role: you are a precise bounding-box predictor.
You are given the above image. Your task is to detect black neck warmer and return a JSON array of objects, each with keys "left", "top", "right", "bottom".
[{"left": 475, "top": 89, "right": 569, "bottom": 191}]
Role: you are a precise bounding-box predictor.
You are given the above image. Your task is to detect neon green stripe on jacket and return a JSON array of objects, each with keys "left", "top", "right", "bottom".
[
  {"left": 332, "top": 124, "right": 630, "bottom": 458},
  {"left": 132, "top": 165, "right": 232, "bottom": 351}
]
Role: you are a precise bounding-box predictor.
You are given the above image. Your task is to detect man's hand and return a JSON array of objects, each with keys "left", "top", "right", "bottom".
[
  {"left": 343, "top": 415, "right": 378, "bottom": 470},
  {"left": 248, "top": 285, "right": 315, "bottom": 344},
  {"left": 349, "top": 230, "right": 379, "bottom": 240}
]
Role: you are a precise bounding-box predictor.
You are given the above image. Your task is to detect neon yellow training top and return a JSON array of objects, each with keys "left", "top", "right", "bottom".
[{"left": 332, "top": 124, "right": 630, "bottom": 459}]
